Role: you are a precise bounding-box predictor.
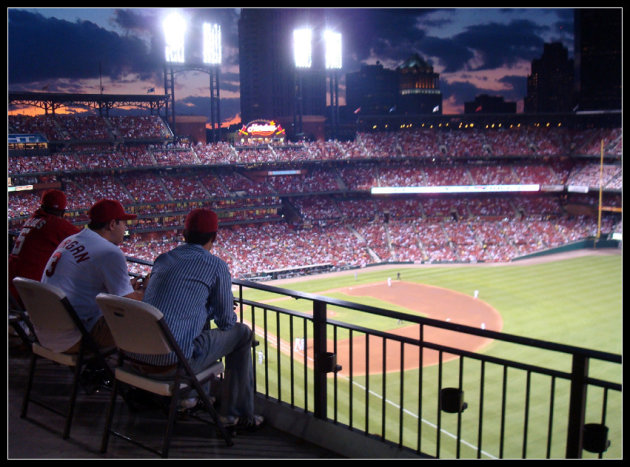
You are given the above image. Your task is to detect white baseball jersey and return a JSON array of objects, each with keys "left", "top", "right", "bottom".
[{"left": 40, "top": 227, "right": 133, "bottom": 351}]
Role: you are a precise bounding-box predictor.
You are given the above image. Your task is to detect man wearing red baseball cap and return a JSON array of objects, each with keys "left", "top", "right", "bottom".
[
  {"left": 136, "top": 208, "right": 263, "bottom": 429},
  {"left": 39, "top": 199, "right": 142, "bottom": 354},
  {"left": 9, "top": 189, "right": 80, "bottom": 308}
]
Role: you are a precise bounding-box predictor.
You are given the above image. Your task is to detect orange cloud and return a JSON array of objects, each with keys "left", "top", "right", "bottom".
[{"left": 205, "top": 113, "right": 241, "bottom": 130}]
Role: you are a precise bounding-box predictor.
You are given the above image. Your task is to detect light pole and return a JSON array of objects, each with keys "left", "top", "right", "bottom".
[
  {"left": 163, "top": 12, "right": 186, "bottom": 135},
  {"left": 324, "top": 30, "right": 342, "bottom": 140},
  {"left": 203, "top": 23, "right": 222, "bottom": 143}
]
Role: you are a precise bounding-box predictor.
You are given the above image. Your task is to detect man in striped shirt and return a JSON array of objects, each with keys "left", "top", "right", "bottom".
[{"left": 140, "top": 208, "right": 263, "bottom": 430}]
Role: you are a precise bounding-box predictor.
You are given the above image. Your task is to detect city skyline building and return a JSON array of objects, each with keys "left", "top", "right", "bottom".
[
  {"left": 465, "top": 94, "right": 516, "bottom": 115},
  {"left": 524, "top": 42, "right": 574, "bottom": 114},
  {"left": 573, "top": 8, "right": 621, "bottom": 111},
  {"left": 345, "top": 53, "right": 443, "bottom": 118}
]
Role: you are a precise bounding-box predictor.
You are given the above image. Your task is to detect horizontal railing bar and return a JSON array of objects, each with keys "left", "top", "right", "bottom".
[
  {"left": 584, "top": 377, "right": 622, "bottom": 392},
  {"left": 238, "top": 298, "right": 313, "bottom": 320}
]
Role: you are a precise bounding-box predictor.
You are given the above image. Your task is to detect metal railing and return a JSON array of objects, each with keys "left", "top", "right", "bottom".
[
  {"left": 125, "top": 257, "right": 621, "bottom": 458},
  {"left": 231, "top": 278, "right": 621, "bottom": 459}
]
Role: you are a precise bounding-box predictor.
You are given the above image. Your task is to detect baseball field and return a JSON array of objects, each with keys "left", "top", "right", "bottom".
[{"left": 238, "top": 249, "right": 622, "bottom": 459}]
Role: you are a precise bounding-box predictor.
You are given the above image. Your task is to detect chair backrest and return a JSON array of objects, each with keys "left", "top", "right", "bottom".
[
  {"left": 12, "top": 277, "right": 81, "bottom": 352},
  {"left": 95, "top": 293, "right": 172, "bottom": 356}
]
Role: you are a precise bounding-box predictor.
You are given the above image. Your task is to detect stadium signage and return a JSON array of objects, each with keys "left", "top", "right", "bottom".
[
  {"left": 9, "top": 134, "right": 48, "bottom": 144},
  {"left": 8, "top": 184, "right": 34, "bottom": 193},
  {"left": 268, "top": 169, "right": 304, "bottom": 176},
  {"left": 239, "top": 120, "right": 285, "bottom": 137}
]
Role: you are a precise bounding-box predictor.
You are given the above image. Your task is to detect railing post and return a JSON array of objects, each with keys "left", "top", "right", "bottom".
[
  {"left": 566, "top": 354, "right": 589, "bottom": 458},
  {"left": 313, "top": 300, "right": 327, "bottom": 420}
]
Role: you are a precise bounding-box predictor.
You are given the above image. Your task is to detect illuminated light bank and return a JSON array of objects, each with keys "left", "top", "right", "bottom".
[
  {"left": 163, "top": 12, "right": 187, "bottom": 63},
  {"left": 293, "top": 28, "right": 313, "bottom": 68}
]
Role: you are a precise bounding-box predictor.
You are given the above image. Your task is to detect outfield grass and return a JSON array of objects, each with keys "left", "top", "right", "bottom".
[{"left": 241, "top": 251, "right": 622, "bottom": 459}]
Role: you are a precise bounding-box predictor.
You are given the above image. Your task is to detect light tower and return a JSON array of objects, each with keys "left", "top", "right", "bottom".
[
  {"left": 163, "top": 12, "right": 223, "bottom": 142},
  {"left": 293, "top": 27, "right": 312, "bottom": 139}
]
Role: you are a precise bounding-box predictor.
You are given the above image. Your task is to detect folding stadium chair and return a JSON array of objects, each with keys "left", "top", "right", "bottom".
[
  {"left": 11, "top": 277, "right": 116, "bottom": 440},
  {"left": 95, "top": 293, "right": 233, "bottom": 458},
  {"left": 8, "top": 292, "right": 36, "bottom": 349}
]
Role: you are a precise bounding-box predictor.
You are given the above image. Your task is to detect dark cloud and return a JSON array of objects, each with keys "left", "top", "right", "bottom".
[
  {"left": 456, "top": 20, "right": 546, "bottom": 70},
  {"left": 329, "top": 9, "right": 434, "bottom": 68},
  {"left": 413, "top": 35, "right": 474, "bottom": 72},
  {"left": 423, "top": 19, "right": 546, "bottom": 73},
  {"left": 440, "top": 80, "right": 482, "bottom": 108},
  {"left": 330, "top": 9, "right": 561, "bottom": 79},
  {"left": 111, "top": 8, "right": 157, "bottom": 32},
  {"left": 8, "top": 9, "right": 159, "bottom": 85}
]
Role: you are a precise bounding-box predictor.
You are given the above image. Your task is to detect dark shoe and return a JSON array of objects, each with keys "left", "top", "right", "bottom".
[
  {"left": 219, "top": 414, "right": 265, "bottom": 432},
  {"left": 178, "top": 397, "right": 199, "bottom": 411},
  {"left": 79, "top": 366, "right": 110, "bottom": 394},
  {"left": 177, "top": 395, "right": 218, "bottom": 420}
]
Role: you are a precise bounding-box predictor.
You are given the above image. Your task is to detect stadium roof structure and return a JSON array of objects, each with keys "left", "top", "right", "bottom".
[{"left": 8, "top": 91, "right": 170, "bottom": 116}]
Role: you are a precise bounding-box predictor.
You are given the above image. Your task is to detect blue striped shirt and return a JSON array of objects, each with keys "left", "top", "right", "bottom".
[{"left": 134, "top": 243, "right": 236, "bottom": 366}]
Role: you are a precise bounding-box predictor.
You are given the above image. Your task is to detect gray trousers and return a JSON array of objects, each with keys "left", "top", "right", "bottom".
[{"left": 189, "top": 322, "right": 255, "bottom": 418}]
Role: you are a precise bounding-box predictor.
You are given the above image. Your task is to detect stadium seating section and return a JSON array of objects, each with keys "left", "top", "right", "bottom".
[{"left": 9, "top": 114, "right": 622, "bottom": 279}]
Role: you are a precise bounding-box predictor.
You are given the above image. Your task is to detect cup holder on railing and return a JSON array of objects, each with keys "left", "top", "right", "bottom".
[{"left": 440, "top": 387, "right": 468, "bottom": 413}]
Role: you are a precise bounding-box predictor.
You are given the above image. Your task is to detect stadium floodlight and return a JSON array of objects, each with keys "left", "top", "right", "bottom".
[
  {"left": 324, "top": 30, "right": 342, "bottom": 70},
  {"left": 203, "top": 23, "right": 222, "bottom": 65},
  {"left": 163, "top": 12, "right": 186, "bottom": 63},
  {"left": 293, "top": 28, "right": 312, "bottom": 68}
]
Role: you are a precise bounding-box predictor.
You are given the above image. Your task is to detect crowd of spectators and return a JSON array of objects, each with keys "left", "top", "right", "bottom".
[
  {"left": 10, "top": 116, "right": 622, "bottom": 177},
  {"left": 109, "top": 115, "right": 172, "bottom": 140},
  {"left": 565, "top": 162, "right": 622, "bottom": 190},
  {"left": 9, "top": 114, "right": 171, "bottom": 142},
  {"left": 115, "top": 192, "right": 619, "bottom": 278},
  {"left": 9, "top": 114, "right": 622, "bottom": 279}
]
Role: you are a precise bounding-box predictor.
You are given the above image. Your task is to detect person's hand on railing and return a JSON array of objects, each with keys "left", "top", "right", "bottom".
[
  {"left": 132, "top": 273, "right": 150, "bottom": 291},
  {"left": 128, "top": 274, "right": 150, "bottom": 300}
]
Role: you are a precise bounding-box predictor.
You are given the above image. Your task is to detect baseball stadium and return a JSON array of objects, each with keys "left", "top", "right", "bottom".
[
  {"left": 8, "top": 98, "right": 622, "bottom": 458},
  {"left": 6, "top": 10, "right": 623, "bottom": 460}
]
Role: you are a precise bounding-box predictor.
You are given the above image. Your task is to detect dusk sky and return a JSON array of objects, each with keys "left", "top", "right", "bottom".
[{"left": 8, "top": 8, "right": 576, "bottom": 125}]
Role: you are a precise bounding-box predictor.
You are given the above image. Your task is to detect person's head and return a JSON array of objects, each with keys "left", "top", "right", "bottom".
[
  {"left": 88, "top": 199, "right": 137, "bottom": 245},
  {"left": 40, "top": 189, "right": 67, "bottom": 216},
  {"left": 183, "top": 208, "right": 218, "bottom": 249}
]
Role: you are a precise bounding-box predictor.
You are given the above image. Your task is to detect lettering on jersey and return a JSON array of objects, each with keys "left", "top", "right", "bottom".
[
  {"left": 44, "top": 251, "right": 62, "bottom": 277},
  {"left": 63, "top": 240, "right": 90, "bottom": 263},
  {"left": 10, "top": 217, "right": 47, "bottom": 255}
]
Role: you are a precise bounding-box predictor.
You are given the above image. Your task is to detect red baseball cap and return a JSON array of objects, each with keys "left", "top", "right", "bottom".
[
  {"left": 185, "top": 208, "right": 218, "bottom": 233},
  {"left": 89, "top": 199, "right": 137, "bottom": 223},
  {"left": 41, "top": 189, "right": 67, "bottom": 211}
]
